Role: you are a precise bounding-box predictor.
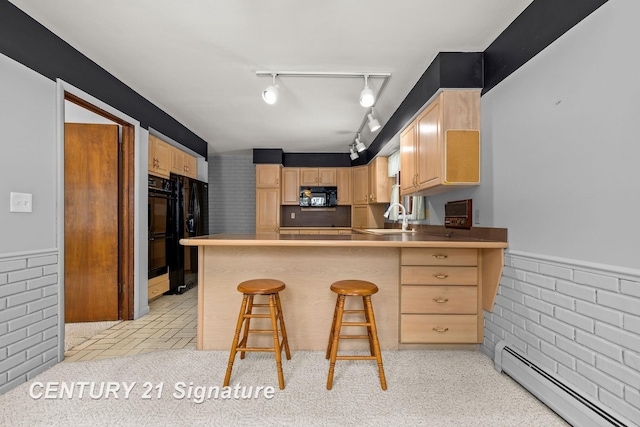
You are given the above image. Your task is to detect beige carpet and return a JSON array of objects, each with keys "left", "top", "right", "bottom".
[
  {"left": 0, "top": 349, "right": 569, "bottom": 426},
  {"left": 64, "top": 321, "right": 121, "bottom": 351}
]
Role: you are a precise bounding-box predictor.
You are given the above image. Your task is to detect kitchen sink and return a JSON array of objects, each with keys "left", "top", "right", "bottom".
[{"left": 360, "top": 228, "right": 417, "bottom": 235}]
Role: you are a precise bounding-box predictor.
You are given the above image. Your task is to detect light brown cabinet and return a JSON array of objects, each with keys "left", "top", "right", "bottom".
[
  {"left": 148, "top": 272, "right": 169, "bottom": 301},
  {"left": 353, "top": 158, "right": 393, "bottom": 205},
  {"left": 352, "top": 166, "right": 369, "bottom": 205},
  {"left": 351, "top": 204, "right": 387, "bottom": 229},
  {"left": 256, "top": 164, "right": 282, "bottom": 232},
  {"left": 368, "top": 157, "right": 393, "bottom": 204},
  {"left": 400, "top": 90, "right": 480, "bottom": 196},
  {"left": 399, "top": 248, "right": 482, "bottom": 344},
  {"left": 281, "top": 168, "right": 300, "bottom": 205},
  {"left": 148, "top": 135, "right": 171, "bottom": 177},
  {"left": 170, "top": 146, "right": 197, "bottom": 178},
  {"left": 256, "top": 164, "right": 281, "bottom": 188},
  {"left": 299, "top": 168, "right": 337, "bottom": 186},
  {"left": 336, "top": 168, "right": 352, "bottom": 205}
]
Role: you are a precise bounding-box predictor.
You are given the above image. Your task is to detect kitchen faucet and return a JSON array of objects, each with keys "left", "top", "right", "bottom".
[{"left": 384, "top": 203, "right": 408, "bottom": 231}]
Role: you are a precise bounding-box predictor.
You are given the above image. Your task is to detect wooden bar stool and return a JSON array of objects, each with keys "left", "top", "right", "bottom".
[
  {"left": 326, "top": 280, "right": 387, "bottom": 390},
  {"left": 223, "top": 279, "right": 291, "bottom": 390}
]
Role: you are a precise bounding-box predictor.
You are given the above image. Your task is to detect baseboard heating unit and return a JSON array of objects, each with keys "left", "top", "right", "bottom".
[{"left": 494, "top": 341, "right": 631, "bottom": 427}]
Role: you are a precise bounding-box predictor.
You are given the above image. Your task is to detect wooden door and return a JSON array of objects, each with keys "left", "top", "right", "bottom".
[
  {"left": 317, "top": 168, "right": 337, "bottom": 185},
  {"left": 400, "top": 123, "right": 417, "bottom": 194},
  {"left": 299, "top": 168, "right": 319, "bottom": 186},
  {"left": 352, "top": 166, "right": 369, "bottom": 204},
  {"left": 336, "top": 168, "right": 352, "bottom": 205},
  {"left": 281, "top": 168, "right": 300, "bottom": 205},
  {"left": 65, "top": 123, "right": 120, "bottom": 322}
]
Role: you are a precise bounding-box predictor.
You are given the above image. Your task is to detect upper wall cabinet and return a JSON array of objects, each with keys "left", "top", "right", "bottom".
[
  {"left": 170, "top": 145, "right": 197, "bottom": 179},
  {"left": 256, "top": 164, "right": 281, "bottom": 188},
  {"left": 299, "top": 168, "right": 337, "bottom": 186},
  {"left": 336, "top": 168, "right": 352, "bottom": 205},
  {"left": 148, "top": 135, "right": 171, "bottom": 177},
  {"left": 281, "top": 167, "right": 300, "bottom": 205},
  {"left": 400, "top": 90, "right": 480, "bottom": 196}
]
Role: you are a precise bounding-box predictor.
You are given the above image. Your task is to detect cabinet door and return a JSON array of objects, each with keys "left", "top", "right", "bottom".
[
  {"left": 318, "top": 168, "right": 337, "bottom": 185},
  {"left": 256, "top": 164, "right": 281, "bottom": 188},
  {"left": 299, "top": 168, "right": 319, "bottom": 186},
  {"left": 183, "top": 153, "right": 197, "bottom": 178},
  {"left": 352, "top": 166, "right": 369, "bottom": 204},
  {"left": 281, "top": 168, "right": 300, "bottom": 205},
  {"left": 256, "top": 188, "right": 280, "bottom": 232},
  {"left": 336, "top": 168, "right": 352, "bottom": 205},
  {"left": 368, "top": 157, "right": 391, "bottom": 203},
  {"left": 351, "top": 205, "right": 368, "bottom": 228},
  {"left": 416, "top": 96, "right": 441, "bottom": 189},
  {"left": 151, "top": 137, "right": 171, "bottom": 177},
  {"left": 170, "top": 145, "right": 185, "bottom": 175},
  {"left": 400, "top": 123, "right": 417, "bottom": 194}
]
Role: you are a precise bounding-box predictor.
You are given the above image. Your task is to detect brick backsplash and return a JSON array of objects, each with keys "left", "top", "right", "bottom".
[
  {"left": 0, "top": 250, "right": 59, "bottom": 394},
  {"left": 482, "top": 252, "right": 640, "bottom": 423},
  {"left": 208, "top": 155, "right": 256, "bottom": 234}
]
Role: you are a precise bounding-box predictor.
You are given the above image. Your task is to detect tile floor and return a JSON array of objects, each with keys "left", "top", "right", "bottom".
[{"left": 64, "top": 287, "right": 198, "bottom": 362}]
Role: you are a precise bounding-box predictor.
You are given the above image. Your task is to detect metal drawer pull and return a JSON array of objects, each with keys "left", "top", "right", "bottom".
[
  {"left": 432, "top": 254, "right": 448, "bottom": 259},
  {"left": 432, "top": 327, "right": 449, "bottom": 333},
  {"left": 433, "top": 274, "right": 448, "bottom": 279},
  {"left": 432, "top": 298, "right": 449, "bottom": 304}
]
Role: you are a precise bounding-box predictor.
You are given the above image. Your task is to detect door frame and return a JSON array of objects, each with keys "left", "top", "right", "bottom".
[{"left": 56, "top": 80, "right": 143, "bottom": 361}]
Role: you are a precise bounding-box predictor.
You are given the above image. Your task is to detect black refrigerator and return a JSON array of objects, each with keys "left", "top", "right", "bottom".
[{"left": 168, "top": 173, "right": 209, "bottom": 294}]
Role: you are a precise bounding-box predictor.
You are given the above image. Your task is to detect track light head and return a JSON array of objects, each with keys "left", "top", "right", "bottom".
[
  {"left": 367, "top": 113, "right": 381, "bottom": 132},
  {"left": 359, "top": 75, "right": 375, "bottom": 107},
  {"left": 350, "top": 145, "right": 359, "bottom": 160},
  {"left": 355, "top": 136, "right": 366, "bottom": 152},
  {"left": 262, "top": 74, "right": 279, "bottom": 104}
]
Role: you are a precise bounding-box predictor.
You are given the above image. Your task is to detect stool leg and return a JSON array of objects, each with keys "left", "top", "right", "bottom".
[
  {"left": 325, "top": 296, "right": 340, "bottom": 359},
  {"left": 274, "top": 293, "right": 291, "bottom": 360},
  {"left": 327, "top": 294, "right": 345, "bottom": 390},
  {"left": 224, "top": 294, "right": 248, "bottom": 387},
  {"left": 364, "top": 295, "right": 387, "bottom": 390},
  {"left": 269, "top": 294, "right": 285, "bottom": 390},
  {"left": 239, "top": 295, "right": 254, "bottom": 360},
  {"left": 363, "top": 296, "right": 375, "bottom": 356}
]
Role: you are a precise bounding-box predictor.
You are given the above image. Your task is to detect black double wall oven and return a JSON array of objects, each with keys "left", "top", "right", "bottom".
[{"left": 148, "top": 175, "right": 174, "bottom": 280}]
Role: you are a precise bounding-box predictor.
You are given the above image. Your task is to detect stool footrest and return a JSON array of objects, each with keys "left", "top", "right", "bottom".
[
  {"left": 335, "top": 355, "right": 377, "bottom": 361},
  {"left": 243, "top": 314, "right": 271, "bottom": 318},
  {"left": 338, "top": 335, "right": 369, "bottom": 339},
  {"left": 341, "top": 321, "right": 371, "bottom": 327},
  {"left": 249, "top": 303, "right": 271, "bottom": 307},
  {"left": 247, "top": 329, "right": 281, "bottom": 334},
  {"left": 343, "top": 310, "right": 365, "bottom": 314},
  {"left": 235, "top": 347, "right": 276, "bottom": 353}
]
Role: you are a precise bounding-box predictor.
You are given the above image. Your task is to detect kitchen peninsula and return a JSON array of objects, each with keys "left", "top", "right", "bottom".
[{"left": 180, "top": 230, "right": 507, "bottom": 351}]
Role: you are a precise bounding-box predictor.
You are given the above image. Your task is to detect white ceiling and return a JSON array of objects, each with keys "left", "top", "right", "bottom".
[{"left": 10, "top": 0, "right": 533, "bottom": 156}]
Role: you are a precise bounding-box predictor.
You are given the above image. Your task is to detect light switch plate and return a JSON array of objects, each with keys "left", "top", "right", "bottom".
[{"left": 10, "top": 192, "right": 33, "bottom": 213}]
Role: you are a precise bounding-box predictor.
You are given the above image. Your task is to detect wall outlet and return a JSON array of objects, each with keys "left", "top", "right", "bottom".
[
  {"left": 10, "top": 192, "right": 33, "bottom": 213},
  {"left": 290, "top": 212, "right": 295, "bottom": 219}
]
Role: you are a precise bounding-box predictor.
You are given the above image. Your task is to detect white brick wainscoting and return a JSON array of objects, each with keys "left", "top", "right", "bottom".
[
  {"left": 0, "top": 250, "right": 59, "bottom": 394},
  {"left": 482, "top": 251, "right": 640, "bottom": 423}
]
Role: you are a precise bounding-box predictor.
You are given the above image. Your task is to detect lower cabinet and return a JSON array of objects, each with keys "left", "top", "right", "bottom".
[
  {"left": 148, "top": 272, "right": 169, "bottom": 301},
  {"left": 399, "top": 248, "right": 482, "bottom": 344}
]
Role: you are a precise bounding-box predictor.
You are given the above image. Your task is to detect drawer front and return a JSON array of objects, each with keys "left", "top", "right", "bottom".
[
  {"left": 148, "top": 279, "right": 169, "bottom": 300},
  {"left": 401, "top": 248, "right": 478, "bottom": 266},
  {"left": 400, "top": 314, "right": 478, "bottom": 343},
  {"left": 401, "top": 266, "right": 477, "bottom": 285},
  {"left": 401, "top": 286, "right": 477, "bottom": 314}
]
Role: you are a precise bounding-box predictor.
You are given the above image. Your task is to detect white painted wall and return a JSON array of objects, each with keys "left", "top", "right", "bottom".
[
  {"left": 426, "top": 0, "right": 640, "bottom": 270},
  {"left": 0, "top": 54, "right": 56, "bottom": 255}
]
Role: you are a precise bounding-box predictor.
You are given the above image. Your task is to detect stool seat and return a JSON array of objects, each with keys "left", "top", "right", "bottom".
[
  {"left": 238, "top": 279, "right": 286, "bottom": 295},
  {"left": 330, "top": 280, "right": 378, "bottom": 296}
]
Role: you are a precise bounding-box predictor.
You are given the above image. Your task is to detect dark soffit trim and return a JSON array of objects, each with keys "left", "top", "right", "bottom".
[
  {"left": 0, "top": 0, "right": 208, "bottom": 158},
  {"left": 483, "top": 0, "right": 609, "bottom": 94}
]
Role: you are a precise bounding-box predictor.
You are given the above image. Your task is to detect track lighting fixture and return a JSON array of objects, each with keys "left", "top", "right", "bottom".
[
  {"left": 359, "top": 74, "right": 375, "bottom": 107},
  {"left": 355, "top": 133, "right": 366, "bottom": 152},
  {"left": 262, "top": 74, "right": 279, "bottom": 105},
  {"left": 350, "top": 144, "right": 359, "bottom": 160},
  {"left": 367, "top": 108, "right": 381, "bottom": 132}
]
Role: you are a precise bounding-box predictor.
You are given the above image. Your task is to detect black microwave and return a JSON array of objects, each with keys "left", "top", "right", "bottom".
[{"left": 299, "top": 186, "right": 338, "bottom": 207}]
